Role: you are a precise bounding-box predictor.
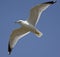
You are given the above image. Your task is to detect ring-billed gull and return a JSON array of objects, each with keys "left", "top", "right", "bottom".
[{"left": 8, "top": 1, "right": 56, "bottom": 55}]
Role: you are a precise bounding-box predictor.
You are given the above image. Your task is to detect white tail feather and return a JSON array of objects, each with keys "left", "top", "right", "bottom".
[{"left": 35, "top": 30, "right": 43, "bottom": 37}]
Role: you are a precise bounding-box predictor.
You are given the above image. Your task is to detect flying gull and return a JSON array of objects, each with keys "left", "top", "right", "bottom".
[{"left": 8, "top": 1, "right": 56, "bottom": 55}]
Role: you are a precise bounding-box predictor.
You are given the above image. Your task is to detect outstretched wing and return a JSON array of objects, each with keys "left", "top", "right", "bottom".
[
  {"left": 8, "top": 26, "right": 30, "bottom": 54},
  {"left": 27, "top": 1, "right": 56, "bottom": 26}
]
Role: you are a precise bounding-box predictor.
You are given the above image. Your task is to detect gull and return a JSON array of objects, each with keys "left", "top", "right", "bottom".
[{"left": 8, "top": 1, "right": 56, "bottom": 55}]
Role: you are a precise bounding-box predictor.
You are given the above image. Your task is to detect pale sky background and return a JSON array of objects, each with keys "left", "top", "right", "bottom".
[{"left": 0, "top": 0, "right": 60, "bottom": 57}]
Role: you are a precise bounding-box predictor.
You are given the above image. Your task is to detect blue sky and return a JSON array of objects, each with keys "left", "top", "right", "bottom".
[{"left": 0, "top": 0, "right": 60, "bottom": 57}]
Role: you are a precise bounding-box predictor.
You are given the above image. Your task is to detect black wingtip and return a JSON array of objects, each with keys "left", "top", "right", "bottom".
[
  {"left": 45, "top": 0, "right": 57, "bottom": 4},
  {"left": 8, "top": 43, "right": 12, "bottom": 55}
]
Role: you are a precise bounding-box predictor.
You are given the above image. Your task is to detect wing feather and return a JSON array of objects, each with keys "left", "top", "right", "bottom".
[
  {"left": 8, "top": 26, "right": 30, "bottom": 54},
  {"left": 27, "top": 1, "right": 56, "bottom": 26}
]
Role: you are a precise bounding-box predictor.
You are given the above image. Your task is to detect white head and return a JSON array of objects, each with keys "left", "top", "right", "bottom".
[
  {"left": 15, "top": 20, "right": 24, "bottom": 24},
  {"left": 15, "top": 20, "right": 29, "bottom": 25}
]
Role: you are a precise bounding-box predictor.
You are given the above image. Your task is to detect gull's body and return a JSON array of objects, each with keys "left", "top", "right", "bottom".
[{"left": 8, "top": 1, "right": 56, "bottom": 55}]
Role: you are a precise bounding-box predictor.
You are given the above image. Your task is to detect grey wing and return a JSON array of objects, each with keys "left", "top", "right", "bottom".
[
  {"left": 8, "top": 26, "right": 30, "bottom": 54},
  {"left": 27, "top": 1, "right": 56, "bottom": 26}
]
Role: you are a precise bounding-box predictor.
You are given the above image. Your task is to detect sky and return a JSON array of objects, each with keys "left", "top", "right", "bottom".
[{"left": 0, "top": 0, "right": 60, "bottom": 57}]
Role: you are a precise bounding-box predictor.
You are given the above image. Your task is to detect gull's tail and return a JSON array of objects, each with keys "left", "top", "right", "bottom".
[
  {"left": 35, "top": 29, "right": 43, "bottom": 37},
  {"left": 31, "top": 27, "right": 43, "bottom": 37}
]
